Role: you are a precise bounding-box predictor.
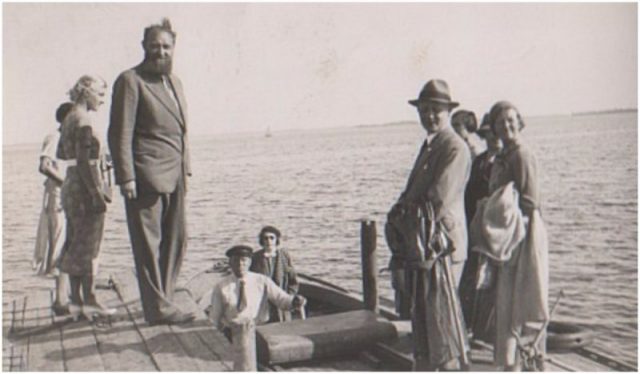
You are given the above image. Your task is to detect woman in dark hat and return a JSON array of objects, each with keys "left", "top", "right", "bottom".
[
  {"left": 249, "top": 225, "right": 299, "bottom": 322},
  {"left": 465, "top": 113, "right": 503, "bottom": 224},
  {"left": 459, "top": 112, "right": 502, "bottom": 341},
  {"left": 451, "top": 109, "right": 482, "bottom": 160},
  {"left": 33, "top": 102, "right": 73, "bottom": 316},
  {"left": 482, "top": 101, "right": 549, "bottom": 370},
  {"left": 391, "top": 79, "right": 471, "bottom": 370}
]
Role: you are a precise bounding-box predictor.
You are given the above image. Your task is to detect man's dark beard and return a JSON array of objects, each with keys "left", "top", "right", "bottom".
[{"left": 144, "top": 56, "right": 172, "bottom": 75}]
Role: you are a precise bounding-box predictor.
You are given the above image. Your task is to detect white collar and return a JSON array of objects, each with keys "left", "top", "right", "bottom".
[
  {"left": 232, "top": 273, "right": 249, "bottom": 282},
  {"left": 263, "top": 249, "right": 278, "bottom": 258}
]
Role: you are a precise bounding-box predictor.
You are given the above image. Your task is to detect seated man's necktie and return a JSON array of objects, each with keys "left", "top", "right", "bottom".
[{"left": 237, "top": 279, "right": 247, "bottom": 312}]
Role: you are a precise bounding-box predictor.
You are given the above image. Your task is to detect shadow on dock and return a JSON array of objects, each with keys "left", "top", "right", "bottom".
[{"left": 3, "top": 271, "right": 234, "bottom": 371}]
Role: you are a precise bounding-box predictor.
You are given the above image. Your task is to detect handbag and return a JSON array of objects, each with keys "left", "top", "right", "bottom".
[
  {"left": 385, "top": 200, "right": 452, "bottom": 270},
  {"left": 100, "top": 155, "right": 113, "bottom": 203}
]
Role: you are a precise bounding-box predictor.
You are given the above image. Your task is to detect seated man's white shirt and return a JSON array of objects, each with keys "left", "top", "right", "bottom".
[{"left": 208, "top": 271, "right": 294, "bottom": 330}]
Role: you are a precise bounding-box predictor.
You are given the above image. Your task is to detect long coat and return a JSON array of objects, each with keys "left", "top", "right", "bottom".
[
  {"left": 488, "top": 142, "right": 548, "bottom": 367},
  {"left": 108, "top": 63, "right": 191, "bottom": 194},
  {"left": 250, "top": 249, "right": 299, "bottom": 294},
  {"left": 402, "top": 128, "right": 472, "bottom": 262},
  {"left": 250, "top": 248, "right": 299, "bottom": 322},
  {"left": 399, "top": 127, "right": 471, "bottom": 368}
]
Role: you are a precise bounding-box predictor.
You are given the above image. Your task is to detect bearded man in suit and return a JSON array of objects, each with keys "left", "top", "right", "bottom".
[{"left": 108, "top": 18, "right": 193, "bottom": 325}]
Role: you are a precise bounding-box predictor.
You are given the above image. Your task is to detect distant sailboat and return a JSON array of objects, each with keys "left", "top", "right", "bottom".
[{"left": 265, "top": 126, "right": 272, "bottom": 138}]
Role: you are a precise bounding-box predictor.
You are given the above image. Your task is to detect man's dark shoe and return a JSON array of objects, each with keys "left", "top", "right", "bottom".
[
  {"left": 149, "top": 311, "right": 195, "bottom": 326},
  {"left": 52, "top": 303, "right": 70, "bottom": 316}
]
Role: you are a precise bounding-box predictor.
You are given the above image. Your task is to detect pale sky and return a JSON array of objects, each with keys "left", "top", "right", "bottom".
[{"left": 3, "top": 2, "right": 637, "bottom": 145}]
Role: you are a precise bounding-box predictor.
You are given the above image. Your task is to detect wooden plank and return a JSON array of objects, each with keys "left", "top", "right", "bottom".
[
  {"left": 278, "top": 356, "right": 377, "bottom": 371},
  {"left": 167, "top": 322, "right": 234, "bottom": 371},
  {"left": 134, "top": 318, "right": 202, "bottom": 369},
  {"left": 3, "top": 298, "right": 26, "bottom": 371},
  {"left": 57, "top": 282, "right": 130, "bottom": 371},
  {"left": 547, "top": 353, "right": 588, "bottom": 372},
  {"left": 576, "top": 347, "right": 636, "bottom": 371},
  {"left": 111, "top": 271, "right": 201, "bottom": 371},
  {"left": 169, "top": 290, "right": 233, "bottom": 371},
  {"left": 60, "top": 319, "right": 105, "bottom": 371},
  {"left": 111, "top": 270, "right": 236, "bottom": 371},
  {"left": 4, "top": 339, "right": 26, "bottom": 372},
  {"left": 548, "top": 351, "right": 615, "bottom": 372},
  {"left": 90, "top": 290, "right": 158, "bottom": 372},
  {"left": 21, "top": 290, "right": 64, "bottom": 371},
  {"left": 177, "top": 323, "right": 234, "bottom": 371}
]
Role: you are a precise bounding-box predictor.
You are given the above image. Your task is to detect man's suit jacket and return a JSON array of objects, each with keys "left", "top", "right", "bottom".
[
  {"left": 402, "top": 128, "right": 471, "bottom": 262},
  {"left": 108, "top": 63, "right": 191, "bottom": 194}
]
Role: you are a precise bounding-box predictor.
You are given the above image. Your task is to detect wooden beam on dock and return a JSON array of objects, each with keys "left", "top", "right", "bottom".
[
  {"left": 18, "top": 290, "right": 65, "bottom": 372},
  {"left": 111, "top": 270, "right": 234, "bottom": 371}
]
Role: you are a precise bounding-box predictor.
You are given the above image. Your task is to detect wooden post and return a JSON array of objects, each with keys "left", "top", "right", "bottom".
[
  {"left": 360, "top": 220, "right": 378, "bottom": 313},
  {"left": 230, "top": 318, "right": 257, "bottom": 371}
]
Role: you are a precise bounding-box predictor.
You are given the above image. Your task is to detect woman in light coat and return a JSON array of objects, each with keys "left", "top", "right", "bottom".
[{"left": 487, "top": 101, "right": 549, "bottom": 371}]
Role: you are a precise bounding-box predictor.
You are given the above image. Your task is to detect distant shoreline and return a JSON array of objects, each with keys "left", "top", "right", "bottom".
[
  {"left": 357, "top": 109, "right": 638, "bottom": 129},
  {"left": 4, "top": 110, "right": 637, "bottom": 148},
  {"left": 571, "top": 108, "right": 637, "bottom": 116}
]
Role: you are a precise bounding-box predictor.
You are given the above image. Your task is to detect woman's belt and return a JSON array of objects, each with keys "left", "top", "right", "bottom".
[{"left": 61, "top": 159, "right": 100, "bottom": 167}]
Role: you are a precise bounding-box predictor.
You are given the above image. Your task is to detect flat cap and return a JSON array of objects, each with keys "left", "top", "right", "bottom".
[{"left": 225, "top": 245, "right": 254, "bottom": 258}]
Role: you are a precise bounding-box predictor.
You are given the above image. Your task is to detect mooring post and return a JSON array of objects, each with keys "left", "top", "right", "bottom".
[
  {"left": 360, "top": 220, "right": 379, "bottom": 313},
  {"left": 231, "top": 318, "right": 257, "bottom": 371}
]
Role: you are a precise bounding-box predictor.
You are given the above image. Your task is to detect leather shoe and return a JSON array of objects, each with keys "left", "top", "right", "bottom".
[
  {"left": 149, "top": 311, "right": 195, "bottom": 326},
  {"left": 52, "top": 303, "right": 70, "bottom": 316}
]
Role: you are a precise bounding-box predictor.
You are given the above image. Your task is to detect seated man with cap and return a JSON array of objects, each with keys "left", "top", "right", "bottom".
[{"left": 208, "top": 245, "right": 306, "bottom": 341}]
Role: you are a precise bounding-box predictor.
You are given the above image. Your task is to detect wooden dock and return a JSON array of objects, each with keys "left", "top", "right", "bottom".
[
  {"left": 2, "top": 270, "right": 234, "bottom": 371},
  {"left": 3, "top": 268, "right": 635, "bottom": 372}
]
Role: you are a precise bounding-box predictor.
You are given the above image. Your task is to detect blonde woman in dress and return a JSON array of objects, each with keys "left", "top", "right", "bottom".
[{"left": 57, "top": 75, "right": 114, "bottom": 319}]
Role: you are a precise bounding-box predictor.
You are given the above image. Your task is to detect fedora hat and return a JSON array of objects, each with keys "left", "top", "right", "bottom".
[{"left": 408, "top": 79, "right": 459, "bottom": 109}]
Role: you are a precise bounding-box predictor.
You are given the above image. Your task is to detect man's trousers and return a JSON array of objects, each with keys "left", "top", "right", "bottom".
[{"left": 125, "top": 177, "right": 186, "bottom": 322}]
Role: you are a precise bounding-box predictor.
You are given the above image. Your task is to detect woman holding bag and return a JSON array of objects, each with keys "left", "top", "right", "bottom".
[{"left": 486, "top": 101, "right": 549, "bottom": 371}]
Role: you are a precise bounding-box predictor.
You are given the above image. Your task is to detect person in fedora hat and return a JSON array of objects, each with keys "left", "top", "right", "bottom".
[
  {"left": 394, "top": 78, "right": 471, "bottom": 370},
  {"left": 208, "top": 245, "right": 306, "bottom": 342},
  {"left": 407, "top": 79, "right": 460, "bottom": 108},
  {"left": 250, "top": 225, "right": 299, "bottom": 322}
]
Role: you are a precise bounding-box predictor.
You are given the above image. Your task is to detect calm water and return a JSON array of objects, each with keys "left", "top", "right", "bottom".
[{"left": 3, "top": 112, "right": 637, "bottom": 366}]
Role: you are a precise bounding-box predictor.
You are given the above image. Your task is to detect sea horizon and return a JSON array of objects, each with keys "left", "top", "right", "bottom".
[{"left": 3, "top": 109, "right": 638, "bottom": 148}]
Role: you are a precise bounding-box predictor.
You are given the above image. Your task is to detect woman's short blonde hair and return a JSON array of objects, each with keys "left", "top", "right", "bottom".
[{"left": 68, "top": 75, "right": 107, "bottom": 103}]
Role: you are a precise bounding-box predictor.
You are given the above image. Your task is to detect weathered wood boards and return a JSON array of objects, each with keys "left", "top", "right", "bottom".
[
  {"left": 3, "top": 270, "right": 235, "bottom": 372},
  {"left": 256, "top": 310, "right": 397, "bottom": 365}
]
